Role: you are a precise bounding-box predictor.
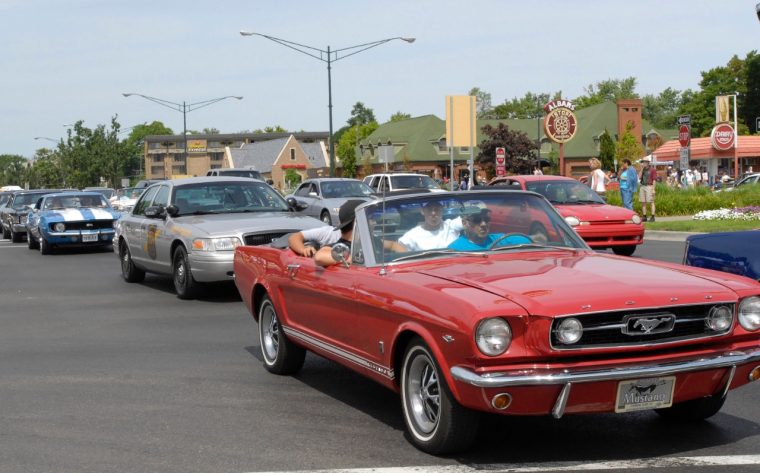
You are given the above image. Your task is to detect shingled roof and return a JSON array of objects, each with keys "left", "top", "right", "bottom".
[{"left": 229, "top": 136, "right": 328, "bottom": 172}]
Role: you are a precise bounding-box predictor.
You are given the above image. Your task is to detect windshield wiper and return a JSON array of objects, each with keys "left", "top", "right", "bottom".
[
  {"left": 181, "top": 210, "right": 220, "bottom": 216},
  {"left": 491, "top": 243, "right": 579, "bottom": 252},
  {"left": 391, "top": 249, "right": 486, "bottom": 263}
]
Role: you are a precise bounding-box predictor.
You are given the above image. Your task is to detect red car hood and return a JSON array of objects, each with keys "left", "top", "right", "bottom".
[
  {"left": 554, "top": 203, "right": 635, "bottom": 221},
  {"left": 415, "top": 251, "right": 740, "bottom": 316}
]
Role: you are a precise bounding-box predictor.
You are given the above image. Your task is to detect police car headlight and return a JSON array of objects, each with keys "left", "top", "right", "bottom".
[
  {"left": 475, "top": 318, "right": 512, "bottom": 356},
  {"left": 192, "top": 237, "right": 242, "bottom": 252},
  {"left": 54, "top": 222, "right": 66, "bottom": 232},
  {"left": 631, "top": 215, "right": 642, "bottom": 224},
  {"left": 556, "top": 318, "right": 583, "bottom": 344},
  {"left": 564, "top": 216, "right": 580, "bottom": 227},
  {"left": 739, "top": 296, "right": 760, "bottom": 331}
]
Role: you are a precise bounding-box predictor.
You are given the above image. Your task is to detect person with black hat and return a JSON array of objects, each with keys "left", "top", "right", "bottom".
[
  {"left": 288, "top": 199, "right": 364, "bottom": 257},
  {"left": 313, "top": 199, "right": 364, "bottom": 267}
]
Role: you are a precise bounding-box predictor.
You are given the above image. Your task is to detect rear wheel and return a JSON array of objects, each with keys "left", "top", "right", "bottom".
[
  {"left": 612, "top": 245, "right": 636, "bottom": 256},
  {"left": 656, "top": 393, "right": 726, "bottom": 421},
  {"left": 173, "top": 245, "right": 199, "bottom": 299},
  {"left": 258, "top": 295, "right": 305, "bottom": 374},
  {"left": 120, "top": 241, "right": 145, "bottom": 282},
  {"left": 320, "top": 210, "right": 332, "bottom": 225},
  {"left": 401, "top": 338, "right": 479, "bottom": 454}
]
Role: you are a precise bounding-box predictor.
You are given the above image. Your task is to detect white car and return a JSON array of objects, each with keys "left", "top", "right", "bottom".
[{"left": 362, "top": 172, "right": 443, "bottom": 194}]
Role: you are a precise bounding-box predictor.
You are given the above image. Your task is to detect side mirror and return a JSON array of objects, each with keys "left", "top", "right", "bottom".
[
  {"left": 309, "top": 191, "right": 318, "bottom": 197},
  {"left": 286, "top": 197, "right": 308, "bottom": 211},
  {"left": 144, "top": 205, "right": 166, "bottom": 219},
  {"left": 266, "top": 179, "right": 274, "bottom": 186},
  {"left": 165, "top": 204, "right": 179, "bottom": 217},
  {"left": 330, "top": 242, "right": 351, "bottom": 268}
]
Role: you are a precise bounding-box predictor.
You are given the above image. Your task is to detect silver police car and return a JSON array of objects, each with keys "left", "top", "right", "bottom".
[{"left": 117, "top": 177, "right": 324, "bottom": 299}]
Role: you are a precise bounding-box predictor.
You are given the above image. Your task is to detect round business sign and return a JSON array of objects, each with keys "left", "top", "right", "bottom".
[
  {"left": 710, "top": 123, "right": 735, "bottom": 151},
  {"left": 543, "top": 100, "right": 577, "bottom": 143},
  {"left": 678, "top": 124, "right": 690, "bottom": 148}
]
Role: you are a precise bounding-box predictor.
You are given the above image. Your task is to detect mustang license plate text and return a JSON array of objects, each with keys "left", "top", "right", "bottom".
[
  {"left": 615, "top": 376, "right": 675, "bottom": 413},
  {"left": 82, "top": 233, "right": 98, "bottom": 242}
]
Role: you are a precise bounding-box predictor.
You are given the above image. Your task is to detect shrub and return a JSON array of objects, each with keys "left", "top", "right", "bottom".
[{"left": 605, "top": 184, "right": 760, "bottom": 216}]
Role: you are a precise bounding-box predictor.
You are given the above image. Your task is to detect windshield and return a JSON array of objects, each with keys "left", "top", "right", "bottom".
[
  {"left": 526, "top": 181, "right": 605, "bottom": 204},
  {"left": 321, "top": 181, "right": 375, "bottom": 198},
  {"left": 13, "top": 193, "right": 51, "bottom": 208},
  {"left": 172, "top": 181, "right": 288, "bottom": 216},
  {"left": 390, "top": 175, "right": 440, "bottom": 190},
  {"left": 361, "top": 191, "right": 587, "bottom": 264},
  {"left": 45, "top": 194, "right": 109, "bottom": 210}
]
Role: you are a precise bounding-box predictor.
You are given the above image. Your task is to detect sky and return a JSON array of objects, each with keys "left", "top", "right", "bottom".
[{"left": 2, "top": 0, "right": 760, "bottom": 158}]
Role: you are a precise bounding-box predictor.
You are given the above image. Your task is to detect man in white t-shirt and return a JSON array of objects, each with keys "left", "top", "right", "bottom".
[{"left": 398, "top": 200, "right": 463, "bottom": 251}]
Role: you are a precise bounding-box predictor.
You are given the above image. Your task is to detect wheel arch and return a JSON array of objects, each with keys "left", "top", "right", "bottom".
[
  {"left": 251, "top": 283, "right": 270, "bottom": 323},
  {"left": 170, "top": 239, "right": 186, "bottom": 259}
]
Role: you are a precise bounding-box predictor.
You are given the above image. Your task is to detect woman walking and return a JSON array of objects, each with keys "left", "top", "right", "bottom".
[{"left": 588, "top": 158, "right": 609, "bottom": 196}]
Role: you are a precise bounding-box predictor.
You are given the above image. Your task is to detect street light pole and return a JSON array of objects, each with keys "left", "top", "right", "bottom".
[
  {"left": 239, "top": 31, "right": 415, "bottom": 177},
  {"left": 122, "top": 93, "right": 242, "bottom": 176}
]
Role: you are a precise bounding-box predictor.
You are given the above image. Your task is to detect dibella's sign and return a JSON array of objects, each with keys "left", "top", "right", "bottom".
[
  {"left": 710, "top": 124, "right": 735, "bottom": 151},
  {"left": 543, "top": 100, "right": 577, "bottom": 144}
]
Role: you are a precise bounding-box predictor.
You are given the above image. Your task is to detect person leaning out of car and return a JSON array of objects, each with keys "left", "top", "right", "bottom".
[
  {"left": 289, "top": 200, "right": 365, "bottom": 257},
  {"left": 638, "top": 156, "right": 656, "bottom": 222}
]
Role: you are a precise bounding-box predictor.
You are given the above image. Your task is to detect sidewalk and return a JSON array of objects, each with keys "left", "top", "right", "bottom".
[{"left": 644, "top": 215, "right": 700, "bottom": 242}]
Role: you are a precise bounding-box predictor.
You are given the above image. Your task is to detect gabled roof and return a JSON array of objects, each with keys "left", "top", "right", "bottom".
[{"left": 229, "top": 135, "right": 328, "bottom": 172}]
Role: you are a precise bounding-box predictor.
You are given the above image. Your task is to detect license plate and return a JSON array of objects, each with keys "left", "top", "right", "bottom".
[
  {"left": 82, "top": 233, "right": 98, "bottom": 242},
  {"left": 615, "top": 376, "right": 675, "bottom": 413}
]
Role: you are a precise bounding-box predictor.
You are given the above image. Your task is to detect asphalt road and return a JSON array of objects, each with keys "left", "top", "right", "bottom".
[{"left": 1, "top": 238, "right": 759, "bottom": 473}]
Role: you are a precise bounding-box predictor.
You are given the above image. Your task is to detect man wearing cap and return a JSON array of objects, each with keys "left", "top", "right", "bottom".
[
  {"left": 397, "top": 200, "right": 463, "bottom": 251},
  {"left": 638, "top": 156, "right": 656, "bottom": 221},
  {"left": 288, "top": 199, "right": 364, "bottom": 257},
  {"left": 447, "top": 209, "right": 531, "bottom": 250}
]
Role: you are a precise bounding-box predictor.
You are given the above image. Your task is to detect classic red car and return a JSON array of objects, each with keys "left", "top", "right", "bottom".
[
  {"left": 233, "top": 190, "right": 760, "bottom": 454},
  {"left": 489, "top": 175, "right": 644, "bottom": 256}
]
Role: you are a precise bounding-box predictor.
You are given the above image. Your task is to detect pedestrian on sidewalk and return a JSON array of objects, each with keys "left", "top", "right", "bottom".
[
  {"left": 619, "top": 159, "right": 638, "bottom": 211},
  {"left": 588, "top": 158, "right": 609, "bottom": 196},
  {"left": 638, "top": 156, "right": 656, "bottom": 221}
]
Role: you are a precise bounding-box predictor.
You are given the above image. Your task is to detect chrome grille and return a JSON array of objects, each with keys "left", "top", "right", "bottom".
[
  {"left": 244, "top": 232, "right": 289, "bottom": 246},
  {"left": 550, "top": 303, "right": 735, "bottom": 350},
  {"left": 54, "top": 220, "right": 114, "bottom": 231}
]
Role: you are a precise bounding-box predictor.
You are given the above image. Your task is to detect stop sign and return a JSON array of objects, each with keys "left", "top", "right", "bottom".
[{"left": 678, "top": 125, "right": 690, "bottom": 147}]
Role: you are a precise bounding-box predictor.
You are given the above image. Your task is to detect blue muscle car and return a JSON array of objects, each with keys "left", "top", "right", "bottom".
[
  {"left": 684, "top": 230, "right": 760, "bottom": 281},
  {"left": 26, "top": 192, "right": 120, "bottom": 254}
]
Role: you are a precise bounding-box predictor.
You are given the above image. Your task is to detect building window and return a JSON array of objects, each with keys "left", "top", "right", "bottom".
[
  {"left": 459, "top": 147, "right": 469, "bottom": 152},
  {"left": 152, "top": 156, "right": 164, "bottom": 163},
  {"left": 210, "top": 152, "right": 224, "bottom": 161},
  {"left": 437, "top": 138, "right": 447, "bottom": 152},
  {"left": 290, "top": 148, "right": 296, "bottom": 160}
]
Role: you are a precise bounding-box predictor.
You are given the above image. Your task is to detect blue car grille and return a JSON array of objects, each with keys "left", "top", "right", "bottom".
[
  {"left": 550, "top": 303, "right": 735, "bottom": 349},
  {"left": 50, "top": 220, "right": 114, "bottom": 231}
]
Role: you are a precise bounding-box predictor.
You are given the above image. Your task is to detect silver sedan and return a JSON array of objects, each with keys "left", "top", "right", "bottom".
[
  {"left": 117, "top": 177, "right": 325, "bottom": 299},
  {"left": 285, "top": 178, "right": 376, "bottom": 224}
]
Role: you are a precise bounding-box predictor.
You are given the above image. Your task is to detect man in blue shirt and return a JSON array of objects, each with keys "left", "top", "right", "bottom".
[
  {"left": 448, "top": 209, "right": 531, "bottom": 250},
  {"left": 618, "top": 158, "right": 639, "bottom": 210}
]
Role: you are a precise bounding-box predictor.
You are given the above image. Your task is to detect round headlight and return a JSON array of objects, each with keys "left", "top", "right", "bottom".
[
  {"left": 556, "top": 318, "right": 583, "bottom": 344},
  {"left": 706, "top": 305, "right": 732, "bottom": 332},
  {"left": 739, "top": 296, "right": 760, "bottom": 332},
  {"left": 53, "top": 222, "right": 66, "bottom": 232},
  {"left": 564, "top": 216, "right": 580, "bottom": 227},
  {"left": 475, "top": 318, "right": 512, "bottom": 356},
  {"left": 631, "top": 215, "right": 642, "bottom": 224}
]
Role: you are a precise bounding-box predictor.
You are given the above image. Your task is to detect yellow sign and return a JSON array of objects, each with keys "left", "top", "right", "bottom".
[
  {"left": 716, "top": 95, "right": 730, "bottom": 123},
  {"left": 445, "top": 95, "right": 476, "bottom": 147},
  {"left": 187, "top": 139, "right": 207, "bottom": 153}
]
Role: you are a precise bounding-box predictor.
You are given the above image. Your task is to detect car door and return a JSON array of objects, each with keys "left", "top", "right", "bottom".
[
  {"left": 140, "top": 184, "right": 172, "bottom": 274},
  {"left": 123, "top": 186, "right": 159, "bottom": 267},
  {"left": 293, "top": 182, "right": 317, "bottom": 218}
]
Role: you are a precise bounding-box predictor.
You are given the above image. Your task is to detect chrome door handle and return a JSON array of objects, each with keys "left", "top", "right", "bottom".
[{"left": 287, "top": 264, "right": 301, "bottom": 279}]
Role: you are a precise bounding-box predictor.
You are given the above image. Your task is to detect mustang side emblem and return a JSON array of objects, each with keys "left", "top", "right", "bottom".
[{"left": 622, "top": 313, "right": 676, "bottom": 335}]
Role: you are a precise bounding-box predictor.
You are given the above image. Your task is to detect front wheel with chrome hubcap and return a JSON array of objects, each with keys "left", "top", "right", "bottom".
[
  {"left": 400, "top": 338, "right": 479, "bottom": 454},
  {"left": 258, "top": 295, "right": 305, "bottom": 374}
]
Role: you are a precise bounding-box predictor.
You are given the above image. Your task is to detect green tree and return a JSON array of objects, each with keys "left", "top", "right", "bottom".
[
  {"left": 492, "top": 91, "right": 562, "bottom": 119},
  {"left": 28, "top": 148, "right": 63, "bottom": 188},
  {"left": 252, "top": 125, "right": 287, "bottom": 133},
  {"left": 615, "top": 122, "right": 644, "bottom": 164},
  {"left": 476, "top": 123, "right": 538, "bottom": 174},
  {"left": 469, "top": 87, "right": 493, "bottom": 118},
  {"left": 202, "top": 127, "right": 220, "bottom": 134},
  {"left": 598, "top": 129, "right": 616, "bottom": 171},
  {"left": 742, "top": 52, "right": 760, "bottom": 133},
  {"left": 389, "top": 111, "right": 412, "bottom": 122},
  {"left": 336, "top": 122, "right": 379, "bottom": 178},
  {"left": 574, "top": 77, "right": 639, "bottom": 109},
  {"left": 284, "top": 169, "right": 301, "bottom": 189},
  {"left": 641, "top": 87, "right": 686, "bottom": 129},
  {"left": 0, "top": 154, "right": 27, "bottom": 187},
  {"left": 346, "top": 102, "right": 376, "bottom": 127}
]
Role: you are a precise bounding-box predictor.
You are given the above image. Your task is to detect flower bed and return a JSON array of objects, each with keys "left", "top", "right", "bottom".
[{"left": 693, "top": 206, "right": 760, "bottom": 220}]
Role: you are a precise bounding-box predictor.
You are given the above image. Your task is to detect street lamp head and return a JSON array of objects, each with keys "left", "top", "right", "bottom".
[
  {"left": 233, "top": 96, "right": 243, "bottom": 100},
  {"left": 756, "top": 2, "right": 760, "bottom": 21},
  {"left": 122, "top": 93, "right": 134, "bottom": 97},
  {"left": 400, "top": 37, "right": 416, "bottom": 43},
  {"left": 240, "top": 31, "right": 256, "bottom": 37}
]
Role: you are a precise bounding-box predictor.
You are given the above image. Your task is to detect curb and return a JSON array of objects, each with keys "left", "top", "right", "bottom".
[{"left": 645, "top": 230, "right": 704, "bottom": 242}]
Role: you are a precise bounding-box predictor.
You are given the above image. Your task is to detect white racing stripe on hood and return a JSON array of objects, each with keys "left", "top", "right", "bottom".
[
  {"left": 87, "top": 208, "right": 114, "bottom": 220},
  {"left": 53, "top": 208, "right": 114, "bottom": 221},
  {"left": 55, "top": 209, "right": 85, "bottom": 221}
]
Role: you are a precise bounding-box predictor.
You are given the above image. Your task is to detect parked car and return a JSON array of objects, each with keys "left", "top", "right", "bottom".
[
  {"left": 488, "top": 175, "right": 644, "bottom": 256},
  {"left": 206, "top": 168, "right": 263, "bottom": 181},
  {"left": 117, "top": 177, "right": 325, "bottom": 299},
  {"left": 0, "top": 190, "right": 17, "bottom": 236},
  {"left": 1, "top": 189, "right": 62, "bottom": 242},
  {"left": 110, "top": 187, "right": 145, "bottom": 212},
  {"left": 363, "top": 172, "right": 443, "bottom": 194},
  {"left": 83, "top": 186, "right": 116, "bottom": 200},
  {"left": 684, "top": 230, "right": 760, "bottom": 281},
  {"left": 25, "top": 192, "right": 120, "bottom": 254},
  {"left": 285, "top": 178, "right": 376, "bottom": 224},
  {"left": 233, "top": 189, "right": 760, "bottom": 454},
  {"left": 134, "top": 179, "right": 166, "bottom": 189}
]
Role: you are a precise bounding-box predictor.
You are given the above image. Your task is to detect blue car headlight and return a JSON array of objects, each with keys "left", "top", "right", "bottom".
[{"left": 53, "top": 222, "right": 66, "bottom": 232}]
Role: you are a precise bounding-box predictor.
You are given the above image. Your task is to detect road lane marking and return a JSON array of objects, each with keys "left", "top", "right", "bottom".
[{"left": 249, "top": 455, "right": 760, "bottom": 473}]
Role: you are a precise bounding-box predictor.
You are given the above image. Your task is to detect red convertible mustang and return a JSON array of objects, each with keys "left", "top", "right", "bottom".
[
  {"left": 489, "top": 175, "right": 645, "bottom": 256},
  {"left": 234, "top": 190, "right": 760, "bottom": 454}
]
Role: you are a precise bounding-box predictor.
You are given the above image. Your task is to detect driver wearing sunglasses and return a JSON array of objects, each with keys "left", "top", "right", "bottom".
[{"left": 447, "top": 208, "right": 531, "bottom": 250}]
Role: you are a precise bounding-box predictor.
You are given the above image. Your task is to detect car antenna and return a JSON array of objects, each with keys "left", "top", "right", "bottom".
[{"left": 379, "top": 181, "right": 387, "bottom": 276}]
